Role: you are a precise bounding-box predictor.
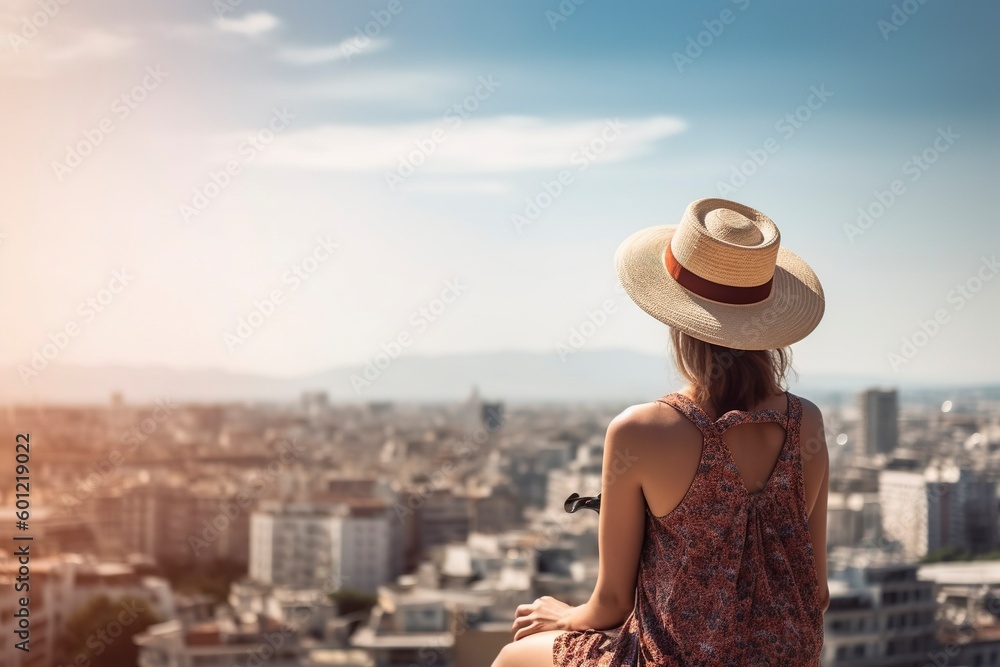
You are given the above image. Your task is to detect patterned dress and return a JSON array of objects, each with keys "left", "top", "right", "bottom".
[{"left": 552, "top": 391, "right": 824, "bottom": 666}]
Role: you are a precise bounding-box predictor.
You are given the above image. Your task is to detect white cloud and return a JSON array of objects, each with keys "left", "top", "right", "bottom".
[
  {"left": 0, "top": 26, "right": 133, "bottom": 78},
  {"left": 276, "top": 36, "right": 389, "bottom": 65},
  {"left": 253, "top": 115, "right": 686, "bottom": 173},
  {"left": 215, "top": 11, "right": 280, "bottom": 36}
]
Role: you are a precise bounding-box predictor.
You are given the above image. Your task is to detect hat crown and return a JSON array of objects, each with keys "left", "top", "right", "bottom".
[
  {"left": 704, "top": 208, "right": 764, "bottom": 246},
  {"left": 669, "top": 198, "right": 780, "bottom": 290}
]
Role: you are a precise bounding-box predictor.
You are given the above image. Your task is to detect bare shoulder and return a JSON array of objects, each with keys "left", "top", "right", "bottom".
[
  {"left": 796, "top": 395, "right": 824, "bottom": 429},
  {"left": 605, "top": 399, "right": 700, "bottom": 451},
  {"left": 794, "top": 394, "right": 829, "bottom": 470}
]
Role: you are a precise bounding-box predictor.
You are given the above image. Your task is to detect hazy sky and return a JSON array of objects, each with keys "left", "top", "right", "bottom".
[{"left": 1, "top": 0, "right": 998, "bottom": 388}]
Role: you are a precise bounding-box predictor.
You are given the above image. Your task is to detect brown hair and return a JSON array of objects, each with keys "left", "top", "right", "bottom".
[{"left": 670, "top": 328, "right": 794, "bottom": 418}]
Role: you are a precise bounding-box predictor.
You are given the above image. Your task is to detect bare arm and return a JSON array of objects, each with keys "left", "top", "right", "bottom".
[
  {"left": 800, "top": 398, "right": 830, "bottom": 613},
  {"left": 560, "top": 410, "right": 647, "bottom": 631}
]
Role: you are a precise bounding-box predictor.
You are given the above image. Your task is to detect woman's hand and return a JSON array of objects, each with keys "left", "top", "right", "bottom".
[{"left": 512, "top": 596, "right": 575, "bottom": 640}]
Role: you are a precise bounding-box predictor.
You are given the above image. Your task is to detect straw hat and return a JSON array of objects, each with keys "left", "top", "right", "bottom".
[{"left": 615, "top": 198, "right": 824, "bottom": 350}]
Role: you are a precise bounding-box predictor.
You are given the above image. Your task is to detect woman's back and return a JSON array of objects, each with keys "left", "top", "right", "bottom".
[
  {"left": 636, "top": 389, "right": 829, "bottom": 529},
  {"left": 553, "top": 389, "right": 828, "bottom": 666}
]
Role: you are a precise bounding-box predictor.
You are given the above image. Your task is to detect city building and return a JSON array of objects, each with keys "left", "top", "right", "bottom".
[
  {"left": 861, "top": 388, "right": 899, "bottom": 457},
  {"left": 350, "top": 579, "right": 497, "bottom": 667},
  {"left": 92, "top": 479, "right": 252, "bottom": 567},
  {"left": 0, "top": 555, "right": 174, "bottom": 667},
  {"left": 301, "top": 390, "right": 330, "bottom": 417},
  {"left": 481, "top": 402, "right": 505, "bottom": 432},
  {"left": 250, "top": 498, "right": 392, "bottom": 591},
  {"left": 822, "top": 549, "right": 938, "bottom": 666},
  {"left": 880, "top": 462, "right": 999, "bottom": 560},
  {"left": 919, "top": 560, "right": 1000, "bottom": 667},
  {"left": 417, "top": 489, "right": 471, "bottom": 553},
  {"left": 465, "top": 483, "right": 522, "bottom": 535},
  {"left": 827, "top": 492, "right": 881, "bottom": 549},
  {"left": 134, "top": 616, "right": 303, "bottom": 667}
]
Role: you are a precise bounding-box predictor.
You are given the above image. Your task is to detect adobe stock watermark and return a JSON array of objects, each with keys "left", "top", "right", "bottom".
[
  {"left": 341, "top": 0, "right": 416, "bottom": 61},
  {"left": 179, "top": 106, "right": 295, "bottom": 223},
  {"left": 925, "top": 629, "right": 979, "bottom": 667},
  {"left": 269, "top": 0, "right": 414, "bottom": 62},
  {"left": 213, "top": 0, "right": 246, "bottom": 18},
  {"left": 865, "top": 478, "right": 952, "bottom": 555},
  {"left": 61, "top": 399, "right": 178, "bottom": 515},
  {"left": 188, "top": 438, "right": 306, "bottom": 556},
  {"left": 62, "top": 598, "right": 149, "bottom": 666},
  {"left": 672, "top": 0, "right": 751, "bottom": 73},
  {"left": 224, "top": 235, "right": 338, "bottom": 351},
  {"left": 51, "top": 66, "right": 168, "bottom": 182},
  {"left": 384, "top": 75, "right": 501, "bottom": 191},
  {"left": 843, "top": 126, "right": 958, "bottom": 243},
  {"left": 234, "top": 573, "right": 355, "bottom": 667},
  {"left": 556, "top": 283, "right": 627, "bottom": 361},
  {"left": 716, "top": 84, "right": 833, "bottom": 196},
  {"left": 393, "top": 406, "right": 505, "bottom": 524},
  {"left": 17, "top": 268, "right": 134, "bottom": 386},
  {"left": 877, "top": 0, "right": 932, "bottom": 41},
  {"left": 887, "top": 253, "right": 998, "bottom": 371},
  {"left": 512, "top": 117, "right": 627, "bottom": 233},
  {"left": 7, "top": 0, "right": 73, "bottom": 53},
  {"left": 544, "top": 0, "right": 588, "bottom": 31},
  {"left": 350, "top": 278, "right": 467, "bottom": 394}
]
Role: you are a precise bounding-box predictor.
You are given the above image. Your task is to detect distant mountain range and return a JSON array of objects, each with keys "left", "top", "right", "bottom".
[{"left": 1, "top": 350, "right": 995, "bottom": 405}]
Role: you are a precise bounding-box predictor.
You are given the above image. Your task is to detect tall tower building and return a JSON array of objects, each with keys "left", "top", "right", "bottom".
[{"left": 860, "top": 388, "right": 898, "bottom": 457}]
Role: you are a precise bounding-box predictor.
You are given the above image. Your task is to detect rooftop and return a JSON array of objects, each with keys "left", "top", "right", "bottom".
[{"left": 918, "top": 560, "right": 1000, "bottom": 585}]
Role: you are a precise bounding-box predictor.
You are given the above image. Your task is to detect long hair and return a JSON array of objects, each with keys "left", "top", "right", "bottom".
[{"left": 669, "top": 328, "right": 794, "bottom": 417}]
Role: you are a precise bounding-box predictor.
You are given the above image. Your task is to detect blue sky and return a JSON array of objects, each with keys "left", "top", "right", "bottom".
[{"left": 1, "top": 0, "right": 997, "bottom": 390}]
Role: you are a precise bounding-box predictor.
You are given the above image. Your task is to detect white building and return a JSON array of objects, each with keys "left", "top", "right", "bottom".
[
  {"left": 827, "top": 492, "right": 881, "bottom": 549},
  {"left": 879, "top": 463, "right": 998, "bottom": 561},
  {"left": 250, "top": 498, "right": 392, "bottom": 592},
  {"left": 822, "top": 549, "right": 938, "bottom": 666}
]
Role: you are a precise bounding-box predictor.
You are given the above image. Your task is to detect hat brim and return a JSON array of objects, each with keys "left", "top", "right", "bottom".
[{"left": 615, "top": 225, "right": 825, "bottom": 350}]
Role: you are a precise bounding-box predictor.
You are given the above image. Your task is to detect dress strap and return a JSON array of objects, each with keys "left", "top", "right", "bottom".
[
  {"left": 783, "top": 392, "right": 804, "bottom": 448},
  {"left": 657, "top": 391, "right": 798, "bottom": 433},
  {"left": 654, "top": 392, "right": 718, "bottom": 437}
]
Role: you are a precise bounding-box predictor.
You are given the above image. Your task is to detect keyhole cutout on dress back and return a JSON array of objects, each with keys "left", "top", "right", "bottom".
[{"left": 719, "top": 422, "right": 788, "bottom": 495}]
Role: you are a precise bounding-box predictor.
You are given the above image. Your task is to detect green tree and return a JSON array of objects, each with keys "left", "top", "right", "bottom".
[
  {"left": 329, "top": 588, "right": 378, "bottom": 616},
  {"left": 921, "top": 546, "right": 967, "bottom": 563},
  {"left": 160, "top": 557, "right": 246, "bottom": 603},
  {"left": 55, "top": 595, "right": 161, "bottom": 667}
]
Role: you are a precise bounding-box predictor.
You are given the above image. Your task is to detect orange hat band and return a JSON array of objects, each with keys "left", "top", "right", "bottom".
[{"left": 664, "top": 243, "right": 773, "bottom": 305}]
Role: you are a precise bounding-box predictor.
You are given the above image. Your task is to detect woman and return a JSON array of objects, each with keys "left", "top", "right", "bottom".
[{"left": 493, "top": 198, "right": 830, "bottom": 666}]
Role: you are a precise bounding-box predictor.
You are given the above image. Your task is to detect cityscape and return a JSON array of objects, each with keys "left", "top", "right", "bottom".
[
  {"left": 2, "top": 1, "right": 998, "bottom": 665},
  {"left": 2, "top": 383, "right": 999, "bottom": 667}
]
